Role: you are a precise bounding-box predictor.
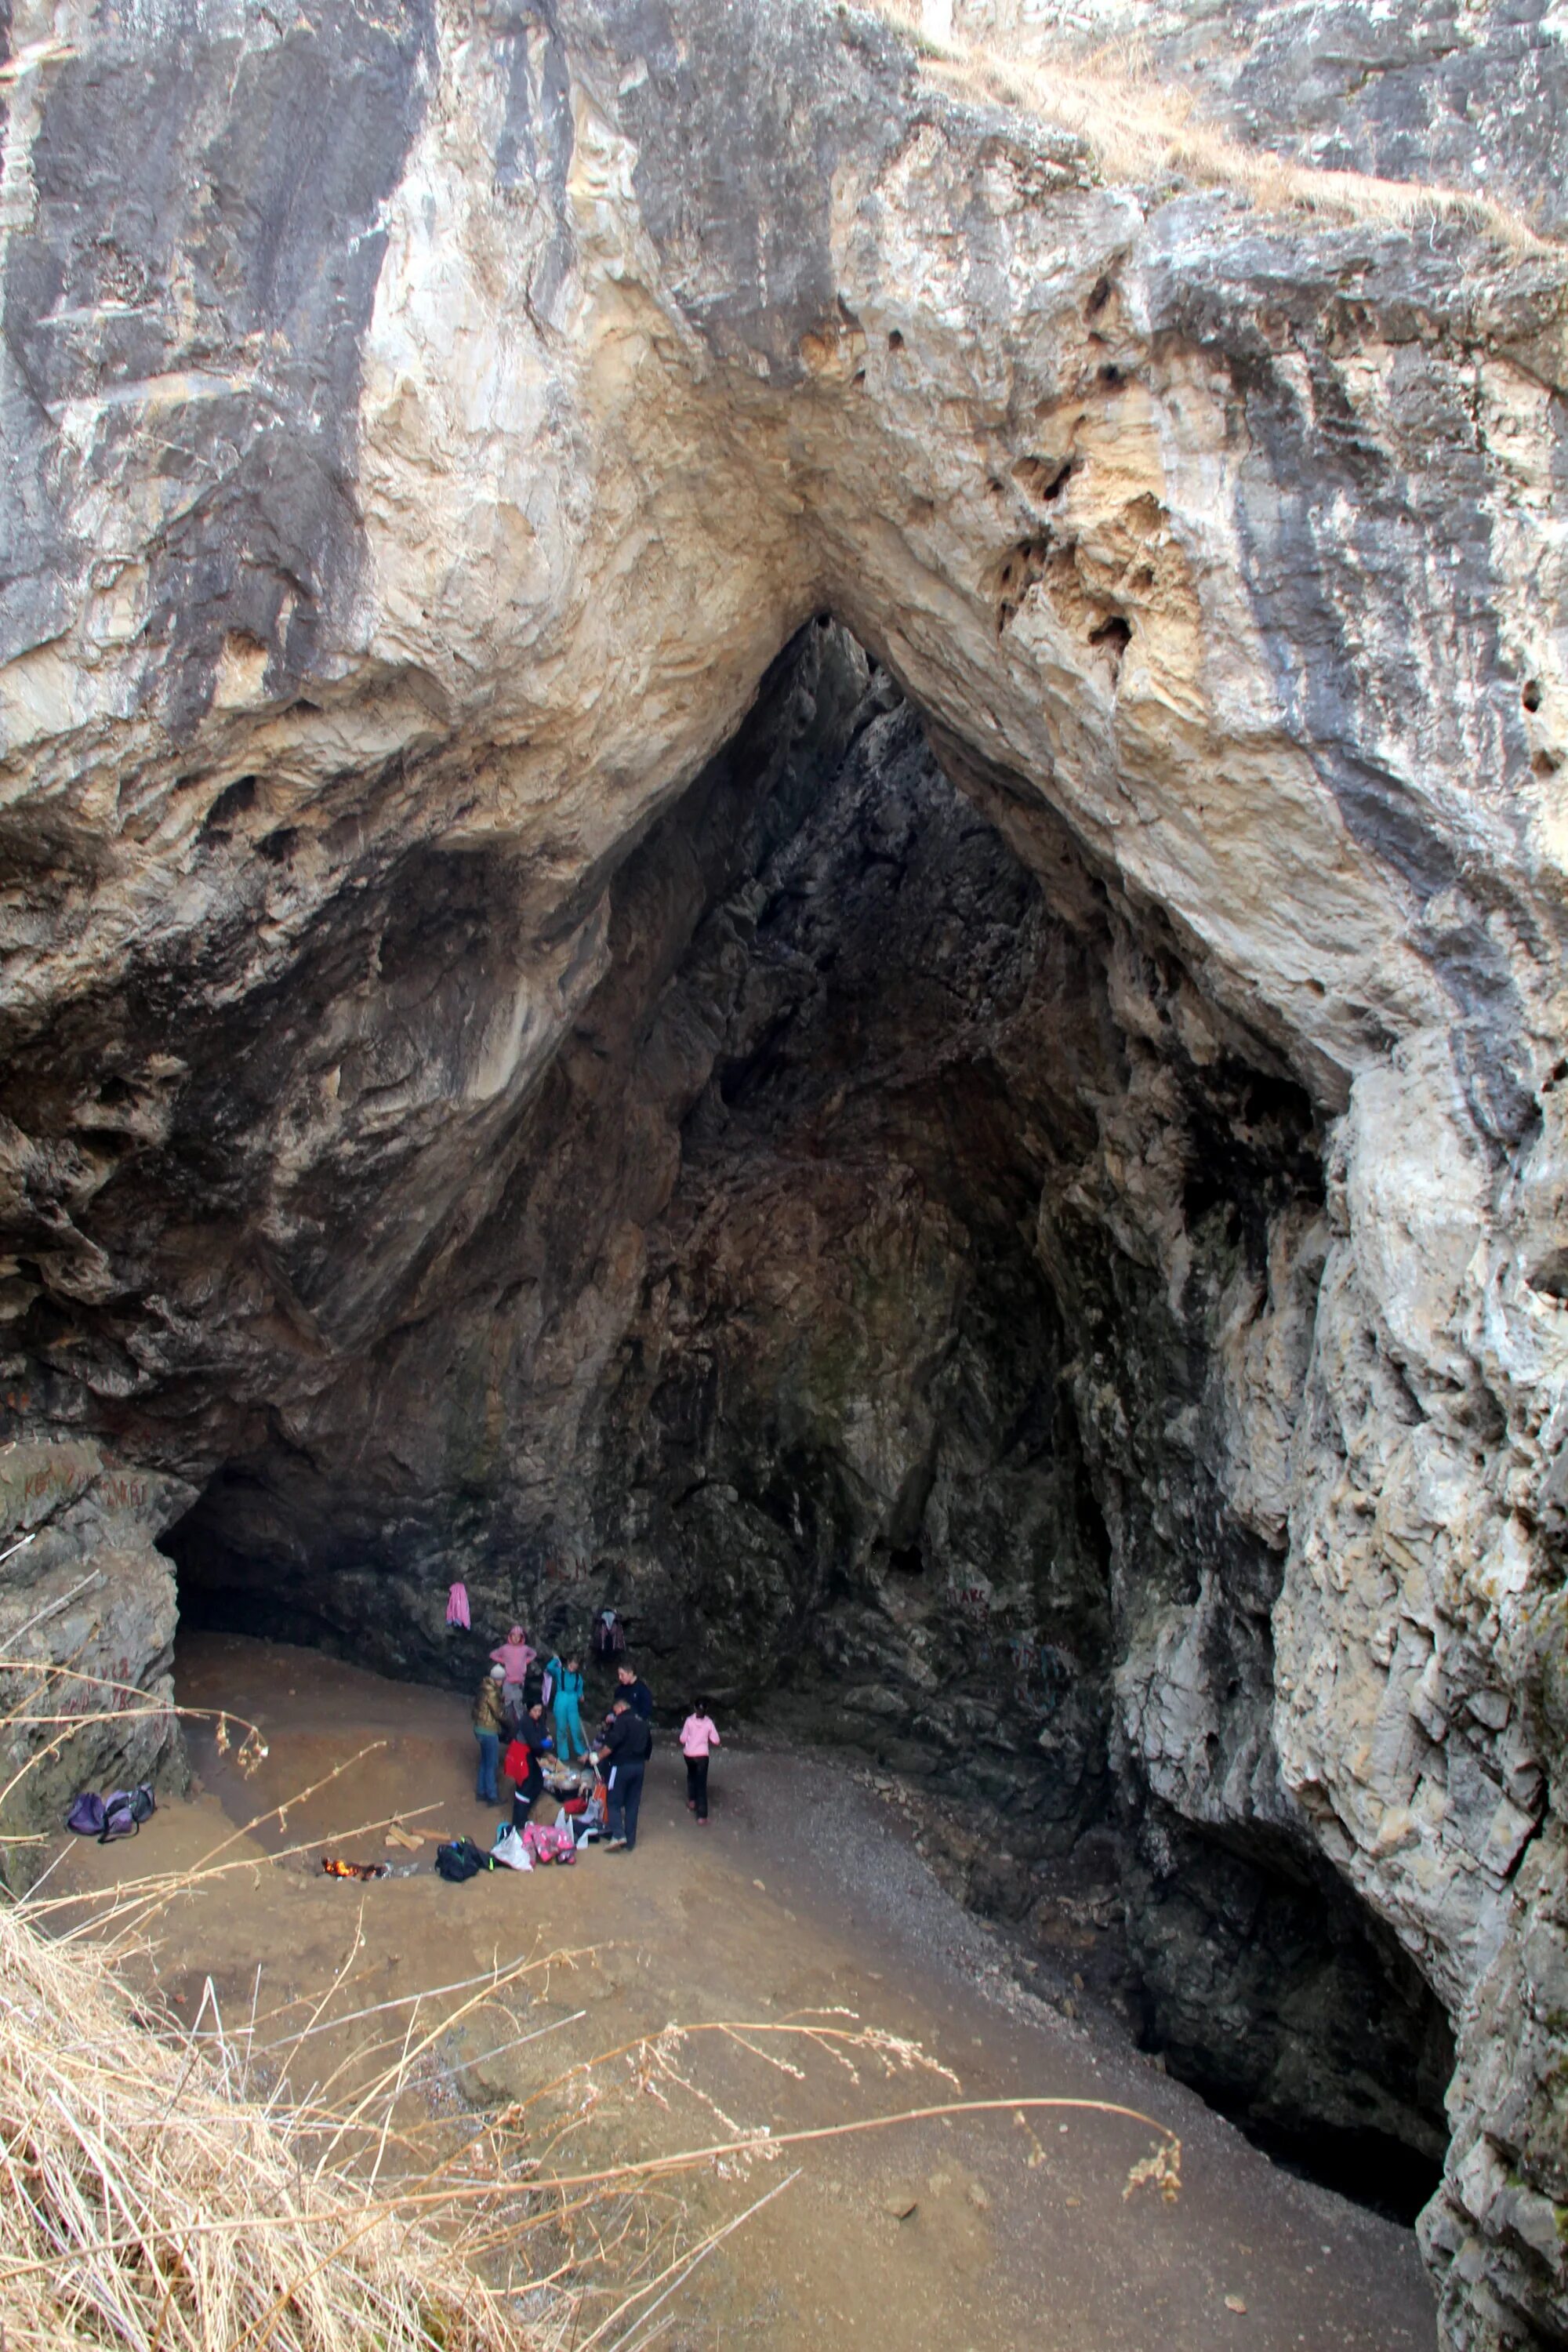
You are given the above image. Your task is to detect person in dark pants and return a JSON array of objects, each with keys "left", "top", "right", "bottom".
[
  {"left": 505, "top": 1702, "right": 552, "bottom": 1830},
  {"left": 678, "top": 1698, "right": 720, "bottom": 1823},
  {"left": 596, "top": 1695, "right": 652, "bottom": 1850},
  {"left": 616, "top": 1663, "right": 655, "bottom": 1721}
]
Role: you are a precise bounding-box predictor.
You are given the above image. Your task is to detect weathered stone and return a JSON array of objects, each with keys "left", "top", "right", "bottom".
[
  {"left": 0, "top": 1439, "right": 188, "bottom": 1871},
  {"left": 941, "top": 0, "right": 1568, "bottom": 238}
]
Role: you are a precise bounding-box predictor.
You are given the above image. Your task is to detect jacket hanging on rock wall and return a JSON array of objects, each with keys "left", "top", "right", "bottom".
[
  {"left": 446, "top": 1582, "right": 470, "bottom": 1629},
  {"left": 593, "top": 1608, "right": 625, "bottom": 1661}
]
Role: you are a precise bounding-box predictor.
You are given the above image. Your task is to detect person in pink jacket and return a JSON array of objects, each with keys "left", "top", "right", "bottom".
[
  {"left": 489, "top": 1624, "right": 534, "bottom": 1718},
  {"left": 679, "top": 1700, "right": 721, "bottom": 1824}
]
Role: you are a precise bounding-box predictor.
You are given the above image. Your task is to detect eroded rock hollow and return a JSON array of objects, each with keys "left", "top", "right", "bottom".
[
  {"left": 2, "top": 1, "right": 1566, "bottom": 2343},
  {"left": 162, "top": 617, "right": 1454, "bottom": 2202}
]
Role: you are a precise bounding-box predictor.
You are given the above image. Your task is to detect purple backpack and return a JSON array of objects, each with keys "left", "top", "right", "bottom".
[{"left": 67, "top": 1784, "right": 154, "bottom": 1842}]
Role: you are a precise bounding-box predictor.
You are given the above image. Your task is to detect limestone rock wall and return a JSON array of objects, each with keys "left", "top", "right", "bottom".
[
  {"left": 0, "top": 1441, "right": 187, "bottom": 1855},
  {"left": 940, "top": 0, "right": 1568, "bottom": 237},
  {"left": 2, "top": 1, "right": 1566, "bottom": 2339}
]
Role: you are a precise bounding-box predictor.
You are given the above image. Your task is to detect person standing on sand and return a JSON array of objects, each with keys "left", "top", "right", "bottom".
[
  {"left": 490, "top": 1624, "right": 534, "bottom": 1719},
  {"left": 552, "top": 1652, "right": 588, "bottom": 1761},
  {"left": 473, "top": 1664, "right": 507, "bottom": 1805},
  {"left": 679, "top": 1700, "right": 720, "bottom": 1824},
  {"left": 596, "top": 1693, "right": 652, "bottom": 1851}
]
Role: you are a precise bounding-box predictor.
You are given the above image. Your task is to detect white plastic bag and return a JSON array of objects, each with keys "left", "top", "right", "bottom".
[{"left": 492, "top": 1824, "right": 532, "bottom": 1871}]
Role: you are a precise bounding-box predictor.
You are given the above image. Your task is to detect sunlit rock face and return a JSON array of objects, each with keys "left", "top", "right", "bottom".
[
  {"left": 942, "top": 0, "right": 1568, "bottom": 238},
  {"left": 2, "top": 2, "right": 1566, "bottom": 2339}
]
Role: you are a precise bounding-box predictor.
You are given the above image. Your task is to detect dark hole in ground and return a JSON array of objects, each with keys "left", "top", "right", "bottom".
[{"left": 1236, "top": 2116, "right": 1445, "bottom": 2229}]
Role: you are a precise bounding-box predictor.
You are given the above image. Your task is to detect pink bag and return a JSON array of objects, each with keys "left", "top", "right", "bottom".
[{"left": 522, "top": 1820, "right": 576, "bottom": 1865}]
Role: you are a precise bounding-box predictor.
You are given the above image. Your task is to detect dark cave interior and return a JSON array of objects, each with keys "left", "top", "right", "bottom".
[{"left": 133, "top": 619, "right": 1449, "bottom": 2214}]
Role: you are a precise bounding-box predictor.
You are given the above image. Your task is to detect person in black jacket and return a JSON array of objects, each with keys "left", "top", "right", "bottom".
[
  {"left": 506, "top": 1703, "right": 552, "bottom": 1830},
  {"left": 615, "top": 1663, "right": 654, "bottom": 1721},
  {"left": 596, "top": 1695, "right": 652, "bottom": 1850}
]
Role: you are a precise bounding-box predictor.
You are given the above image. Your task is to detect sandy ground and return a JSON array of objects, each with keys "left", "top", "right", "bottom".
[{"left": 45, "top": 1634, "right": 1438, "bottom": 2351}]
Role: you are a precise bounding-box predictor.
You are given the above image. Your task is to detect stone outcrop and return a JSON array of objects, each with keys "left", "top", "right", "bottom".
[
  {"left": 2, "top": 1, "right": 1566, "bottom": 2340},
  {"left": 938, "top": 0, "right": 1568, "bottom": 238},
  {"left": 0, "top": 1440, "right": 185, "bottom": 1846}
]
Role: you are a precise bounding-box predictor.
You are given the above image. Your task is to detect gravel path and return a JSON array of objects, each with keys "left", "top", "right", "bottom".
[{"left": 693, "top": 1734, "right": 1439, "bottom": 2350}]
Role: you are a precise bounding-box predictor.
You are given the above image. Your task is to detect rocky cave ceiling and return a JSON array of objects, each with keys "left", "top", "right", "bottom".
[{"left": 2, "top": 2, "right": 1566, "bottom": 2346}]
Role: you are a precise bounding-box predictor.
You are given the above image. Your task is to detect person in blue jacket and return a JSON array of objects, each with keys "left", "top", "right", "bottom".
[{"left": 550, "top": 1651, "right": 588, "bottom": 1762}]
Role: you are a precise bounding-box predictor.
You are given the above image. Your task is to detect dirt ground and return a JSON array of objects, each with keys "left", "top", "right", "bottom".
[{"left": 45, "top": 1634, "right": 1438, "bottom": 2351}]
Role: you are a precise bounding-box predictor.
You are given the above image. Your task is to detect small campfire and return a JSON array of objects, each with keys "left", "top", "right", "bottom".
[{"left": 321, "top": 1856, "right": 388, "bottom": 1882}]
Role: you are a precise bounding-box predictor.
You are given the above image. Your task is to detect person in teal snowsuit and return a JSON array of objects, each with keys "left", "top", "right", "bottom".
[{"left": 551, "top": 1653, "right": 588, "bottom": 1762}]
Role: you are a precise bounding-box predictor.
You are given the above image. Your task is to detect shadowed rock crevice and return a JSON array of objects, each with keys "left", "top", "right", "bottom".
[{"left": 160, "top": 622, "right": 1450, "bottom": 2206}]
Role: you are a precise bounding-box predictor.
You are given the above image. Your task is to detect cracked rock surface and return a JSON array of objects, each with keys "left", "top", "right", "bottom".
[{"left": 2, "top": 2, "right": 1566, "bottom": 2341}]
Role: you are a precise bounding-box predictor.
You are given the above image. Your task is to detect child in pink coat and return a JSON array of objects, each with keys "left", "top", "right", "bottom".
[
  {"left": 679, "top": 1700, "right": 721, "bottom": 1824},
  {"left": 490, "top": 1624, "right": 535, "bottom": 1718}
]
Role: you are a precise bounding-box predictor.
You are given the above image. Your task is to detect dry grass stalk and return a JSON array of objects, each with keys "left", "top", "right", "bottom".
[
  {"left": 0, "top": 1658, "right": 560, "bottom": 2351},
  {"left": 865, "top": 0, "right": 1556, "bottom": 249},
  {"left": 0, "top": 1900, "right": 542, "bottom": 2352}
]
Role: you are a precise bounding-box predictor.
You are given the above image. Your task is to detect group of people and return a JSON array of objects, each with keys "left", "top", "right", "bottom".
[{"left": 471, "top": 1622, "right": 721, "bottom": 1854}]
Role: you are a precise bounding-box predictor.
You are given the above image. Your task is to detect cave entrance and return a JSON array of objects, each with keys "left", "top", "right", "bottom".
[
  {"left": 168, "top": 1459, "right": 376, "bottom": 1657},
  {"left": 157, "top": 619, "right": 1450, "bottom": 2220}
]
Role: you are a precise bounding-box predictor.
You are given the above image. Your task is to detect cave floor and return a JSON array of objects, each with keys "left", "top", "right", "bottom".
[{"left": 49, "top": 1635, "right": 1436, "bottom": 2351}]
